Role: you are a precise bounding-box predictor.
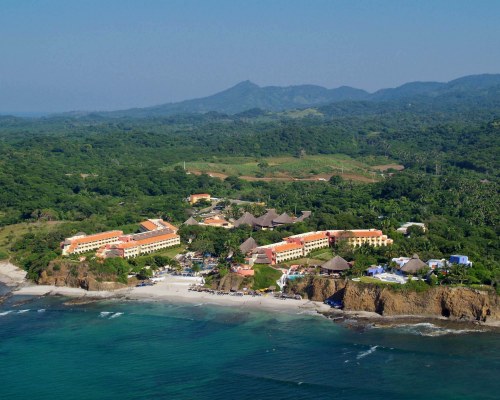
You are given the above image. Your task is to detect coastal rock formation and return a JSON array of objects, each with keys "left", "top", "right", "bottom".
[
  {"left": 287, "top": 277, "right": 500, "bottom": 323},
  {"left": 214, "top": 273, "right": 246, "bottom": 292},
  {"left": 38, "top": 261, "right": 128, "bottom": 291}
]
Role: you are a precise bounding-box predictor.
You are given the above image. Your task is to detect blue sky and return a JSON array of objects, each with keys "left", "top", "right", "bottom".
[{"left": 1, "top": 0, "right": 499, "bottom": 112}]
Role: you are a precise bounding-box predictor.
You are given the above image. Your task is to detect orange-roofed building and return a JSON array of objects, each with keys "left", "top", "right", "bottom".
[
  {"left": 232, "top": 264, "right": 255, "bottom": 277},
  {"left": 139, "top": 219, "right": 178, "bottom": 233},
  {"left": 327, "top": 229, "right": 393, "bottom": 247},
  {"left": 285, "top": 231, "right": 329, "bottom": 255},
  {"left": 61, "top": 230, "right": 123, "bottom": 255},
  {"left": 189, "top": 193, "right": 211, "bottom": 205},
  {"left": 112, "top": 232, "right": 180, "bottom": 259},
  {"left": 254, "top": 241, "right": 304, "bottom": 265}
]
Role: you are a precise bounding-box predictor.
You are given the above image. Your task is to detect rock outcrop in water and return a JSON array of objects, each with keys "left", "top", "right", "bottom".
[{"left": 286, "top": 276, "right": 500, "bottom": 323}]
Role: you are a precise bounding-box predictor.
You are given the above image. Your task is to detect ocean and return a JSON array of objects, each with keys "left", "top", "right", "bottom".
[{"left": 0, "top": 286, "right": 498, "bottom": 400}]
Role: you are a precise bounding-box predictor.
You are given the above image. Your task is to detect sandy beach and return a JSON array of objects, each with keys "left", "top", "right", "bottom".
[
  {"left": 0, "top": 261, "right": 28, "bottom": 287},
  {"left": 11, "top": 274, "right": 332, "bottom": 314},
  {"left": 7, "top": 272, "right": 500, "bottom": 327}
]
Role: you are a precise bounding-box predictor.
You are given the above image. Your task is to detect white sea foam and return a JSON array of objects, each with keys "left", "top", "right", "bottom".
[
  {"left": 389, "top": 323, "right": 486, "bottom": 336},
  {"left": 17, "top": 309, "right": 30, "bottom": 314},
  {"left": 99, "top": 311, "right": 112, "bottom": 317},
  {"left": 37, "top": 309, "right": 46, "bottom": 313},
  {"left": 356, "top": 345, "right": 378, "bottom": 360},
  {"left": 0, "top": 310, "right": 12, "bottom": 316},
  {"left": 109, "top": 312, "right": 123, "bottom": 319}
]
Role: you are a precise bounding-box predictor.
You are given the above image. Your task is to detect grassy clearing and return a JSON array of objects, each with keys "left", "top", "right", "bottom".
[
  {"left": 307, "top": 248, "right": 333, "bottom": 261},
  {"left": 359, "top": 276, "right": 395, "bottom": 285},
  {"left": 153, "top": 245, "right": 187, "bottom": 259},
  {"left": 0, "top": 221, "right": 63, "bottom": 257},
  {"left": 252, "top": 264, "right": 282, "bottom": 290},
  {"left": 167, "top": 154, "right": 397, "bottom": 182}
]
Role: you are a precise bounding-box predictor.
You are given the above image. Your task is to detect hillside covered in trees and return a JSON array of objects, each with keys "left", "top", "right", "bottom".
[{"left": 0, "top": 79, "right": 498, "bottom": 288}]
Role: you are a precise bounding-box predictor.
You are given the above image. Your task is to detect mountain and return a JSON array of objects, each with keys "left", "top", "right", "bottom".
[
  {"left": 100, "top": 80, "right": 369, "bottom": 118},
  {"left": 64, "top": 73, "right": 500, "bottom": 118}
]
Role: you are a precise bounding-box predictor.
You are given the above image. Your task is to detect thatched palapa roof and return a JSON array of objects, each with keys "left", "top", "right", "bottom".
[
  {"left": 234, "top": 212, "right": 256, "bottom": 228},
  {"left": 183, "top": 217, "right": 199, "bottom": 226},
  {"left": 254, "top": 209, "right": 279, "bottom": 228},
  {"left": 295, "top": 211, "right": 312, "bottom": 222},
  {"left": 400, "top": 254, "right": 427, "bottom": 274},
  {"left": 239, "top": 237, "right": 258, "bottom": 254},
  {"left": 273, "top": 212, "right": 294, "bottom": 225},
  {"left": 321, "top": 256, "right": 350, "bottom": 271}
]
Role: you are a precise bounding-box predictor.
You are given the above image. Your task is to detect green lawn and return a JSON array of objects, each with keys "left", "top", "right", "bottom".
[
  {"left": 252, "top": 264, "right": 283, "bottom": 290},
  {"left": 359, "top": 276, "right": 398, "bottom": 286},
  {"left": 153, "top": 245, "right": 186, "bottom": 259}
]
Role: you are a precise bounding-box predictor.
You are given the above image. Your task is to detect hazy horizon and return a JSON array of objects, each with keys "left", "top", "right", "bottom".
[{"left": 1, "top": 0, "right": 499, "bottom": 113}]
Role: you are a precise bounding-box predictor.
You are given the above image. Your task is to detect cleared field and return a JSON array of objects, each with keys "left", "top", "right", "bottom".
[
  {"left": 0, "top": 221, "right": 63, "bottom": 257},
  {"left": 171, "top": 154, "right": 397, "bottom": 183}
]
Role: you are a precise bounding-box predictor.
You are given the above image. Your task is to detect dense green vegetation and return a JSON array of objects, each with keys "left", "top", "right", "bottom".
[{"left": 0, "top": 85, "right": 498, "bottom": 288}]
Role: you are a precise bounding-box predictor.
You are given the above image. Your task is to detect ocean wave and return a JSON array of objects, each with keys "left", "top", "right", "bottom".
[
  {"left": 356, "top": 345, "right": 378, "bottom": 359},
  {"left": 17, "top": 309, "right": 30, "bottom": 314},
  {"left": 383, "top": 322, "right": 486, "bottom": 336},
  {"left": 99, "top": 311, "right": 112, "bottom": 317},
  {"left": 0, "top": 310, "right": 13, "bottom": 316},
  {"left": 37, "top": 309, "right": 46, "bottom": 313},
  {"left": 109, "top": 312, "right": 123, "bottom": 319}
]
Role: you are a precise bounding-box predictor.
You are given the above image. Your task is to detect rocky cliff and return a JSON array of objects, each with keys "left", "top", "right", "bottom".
[
  {"left": 38, "top": 261, "right": 128, "bottom": 291},
  {"left": 286, "top": 276, "right": 500, "bottom": 323}
]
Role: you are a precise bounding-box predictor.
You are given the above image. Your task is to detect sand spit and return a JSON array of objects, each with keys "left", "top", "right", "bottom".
[{"left": 0, "top": 261, "right": 27, "bottom": 286}]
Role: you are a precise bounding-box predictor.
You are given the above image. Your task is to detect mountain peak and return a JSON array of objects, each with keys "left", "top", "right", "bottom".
[{"left": 231, "top": 80, "right": 260, "bottom": 90}]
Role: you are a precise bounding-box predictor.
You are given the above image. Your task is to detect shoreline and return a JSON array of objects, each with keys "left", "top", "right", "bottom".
[
  {"left": 11, "top": 277, "right": 332, "bottom": 315},
  {"left": 0, "top": 260, "right": 27, "bottom": 287},
  {"left": 5, "top": 273, "right": 500, "bottom": 329}
]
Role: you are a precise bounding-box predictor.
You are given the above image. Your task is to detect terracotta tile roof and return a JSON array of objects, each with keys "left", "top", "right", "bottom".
[
  {"left": 72, "top": 230, "right": 123, "bottom": 245},
  {"left": 158, "top": 220, "right": 178, "bottom": 231},
  {"left": 274, "top": 243, "right": 303, "bottom": 253},
  {"left": 140, "top": 221, "right": 158, "bottom": 231},
  {"left": 116, "top": 233, "right": 179, "bottom": 249},
  {"left": 136, "top": 233, "right": 179, "bottom": 245},
  {"left": 302, "top": 232, "right": 327, "bottom": 242},
  {"left": 331, "top": 230, "right": 383, "bottom": 238}
]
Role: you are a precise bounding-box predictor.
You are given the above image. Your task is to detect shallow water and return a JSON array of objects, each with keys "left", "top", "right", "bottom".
[{"left": 0, "top": 293, "right": 498, "bottom": 400}]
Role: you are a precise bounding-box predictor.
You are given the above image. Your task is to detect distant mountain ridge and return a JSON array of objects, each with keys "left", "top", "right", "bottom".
[{"left": 70, "top": 74, "right": 500, "bottom": 118}]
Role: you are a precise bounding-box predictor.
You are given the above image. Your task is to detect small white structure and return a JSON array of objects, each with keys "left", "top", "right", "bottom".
[
  {"left": 391, "top": 257, "right": 411, "bottom": 268},
  {"left": 427, "top": 259, "right": 446, "bottom": 270},
  {"left": 397, "top": 222, "right": 426, "bottom": 235}
]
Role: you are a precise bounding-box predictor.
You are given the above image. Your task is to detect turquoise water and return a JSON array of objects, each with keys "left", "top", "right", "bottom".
[{"left": 0, "top": 291, "right": 499, "bottom": 400}]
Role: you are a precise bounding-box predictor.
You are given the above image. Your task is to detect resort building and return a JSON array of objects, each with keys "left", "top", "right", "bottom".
[
  {"left": 327, "top": 229, "right": 393, "bottom": 247},
  {"left": 449, "top": 255, "right": 472, "bottom": 266},
  {"left": 253, "top": 241, "right": 304, "bottom": 265},
  {"left": 63, "top": 219, "right": 181, "bottom": 259},
  {"left": 61, "top": 231, "right": 123, "bottom": 255},
  {"left": 285, "top": 231, "right": 329, "bottom": 255},
  {"left": 427, "top": 259, "right": 446, "bottom": 270},
  {"left": 112, "top": 232, "right": 181, "bottom": 259},
  {"left": 189, "top": 193, "right": 211, "bottom": 205},
  {"left": 232, "top": 264, "right": 255, "bottom": 277},
  {"left": 139, "top": 219, "right": 178, "bottom": 233}
]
